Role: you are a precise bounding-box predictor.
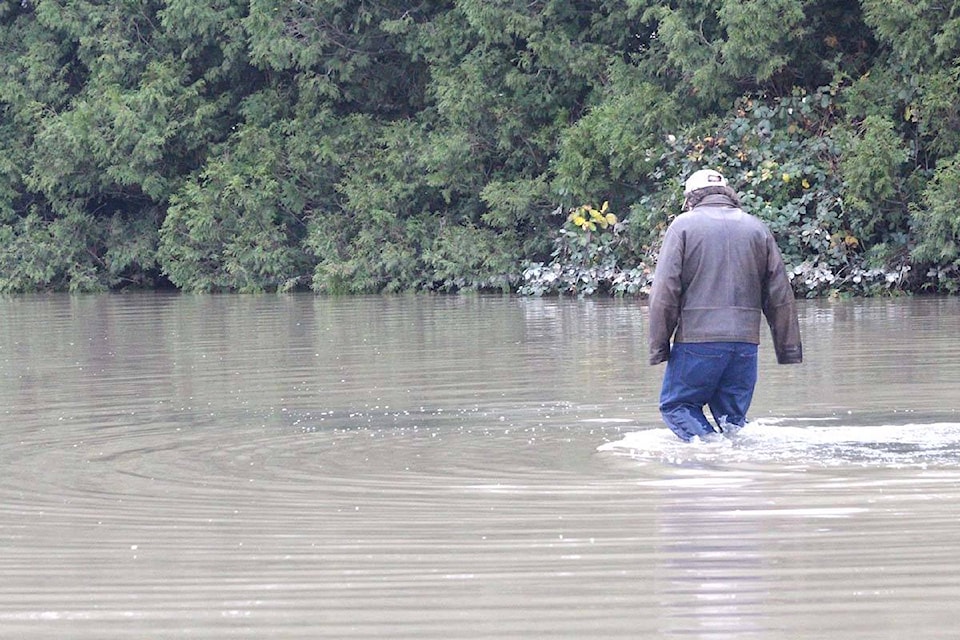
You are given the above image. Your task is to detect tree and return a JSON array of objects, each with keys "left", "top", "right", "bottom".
[{"left": 1, "top": 0, "right": 960, "bottom": 294}]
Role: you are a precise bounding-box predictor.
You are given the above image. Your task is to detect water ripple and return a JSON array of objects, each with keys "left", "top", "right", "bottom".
[{"left": 3, "top": 295, "right": 960, "bottom": 638}]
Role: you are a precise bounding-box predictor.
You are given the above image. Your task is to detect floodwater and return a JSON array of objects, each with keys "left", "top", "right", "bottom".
[{"left": 2, "top": 294, "right": 960, "bottom": 639}]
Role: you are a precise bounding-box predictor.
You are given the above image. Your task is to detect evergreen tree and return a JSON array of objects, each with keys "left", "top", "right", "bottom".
[{"left": 0, "top": 0, "right": 958, "bottom": 294}]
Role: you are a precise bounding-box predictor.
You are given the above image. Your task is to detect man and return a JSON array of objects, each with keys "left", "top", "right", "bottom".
[{"left": 647, "top": 168, "right": 802, "bottom": 441}]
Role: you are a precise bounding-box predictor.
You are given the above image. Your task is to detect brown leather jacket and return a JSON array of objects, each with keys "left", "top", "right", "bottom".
[{"left": 648, "top": 193, "right": 803, "bottom": 365}]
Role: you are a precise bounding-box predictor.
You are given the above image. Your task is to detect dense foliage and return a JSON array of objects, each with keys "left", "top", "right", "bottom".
[{"left": 2, "top": 0, "right": 959, "bottom": 295}]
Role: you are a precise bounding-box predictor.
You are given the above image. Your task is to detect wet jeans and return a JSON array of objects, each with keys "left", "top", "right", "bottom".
[{"left": 659, "top": 342, "right": 758, "bottom": 441}]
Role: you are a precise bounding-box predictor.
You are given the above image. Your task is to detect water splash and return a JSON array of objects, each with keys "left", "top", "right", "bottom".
[{"left": 596, "top": 418, "right": 960, "bottom": 469}]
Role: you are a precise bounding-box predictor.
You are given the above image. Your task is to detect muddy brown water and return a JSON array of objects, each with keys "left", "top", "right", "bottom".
[{"left": 2, "top": 294, "right": 959, "bottom": 638}]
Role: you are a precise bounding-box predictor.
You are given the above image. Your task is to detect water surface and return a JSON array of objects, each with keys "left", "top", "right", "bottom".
[{"left": 2, "top": 294, "right": 959, "bottom": 638}]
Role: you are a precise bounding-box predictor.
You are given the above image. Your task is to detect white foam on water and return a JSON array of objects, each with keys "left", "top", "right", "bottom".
[{"left": 597, "top": 419, "right": 960, "bottom": 468}]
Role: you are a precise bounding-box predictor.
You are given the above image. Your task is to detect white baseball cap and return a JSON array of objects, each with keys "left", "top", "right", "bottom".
[{"left": 684, "top": 169, "right": 727, "bottom": 195}]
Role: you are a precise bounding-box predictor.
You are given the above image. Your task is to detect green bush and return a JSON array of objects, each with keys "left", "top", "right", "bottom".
[
  {"left": 911, "top": 153, "right": 960, "bottom": 292},
  {"left": 520, "top": 202, "right": 653, "bottom": 296},
  {"left": 1, "top": 1, "right": 959, "bottom": 296},
  {"left": 601, "top": 88, "right": 918, "bottom": 298},
  {"left": 158, "top": 121, "right": 313, "bottom": 292}
]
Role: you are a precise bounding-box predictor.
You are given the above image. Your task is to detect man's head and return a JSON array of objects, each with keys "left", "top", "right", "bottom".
[
  {"left": 682, "top": 169, "right": 739, "bottom": 211},
  {"left": 684, "top": 169, "right": 727, "bottom": 195}
]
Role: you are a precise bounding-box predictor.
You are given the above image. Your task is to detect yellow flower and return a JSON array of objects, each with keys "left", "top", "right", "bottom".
[
  {"left": 782, "top": 173, "right": 791, "bottom": 183},
  {"left": 569, "top": 202, "right": 615, "bottom": 232},
  {"left": 802, "top": 179, "right": 811, "bottom": 189}
]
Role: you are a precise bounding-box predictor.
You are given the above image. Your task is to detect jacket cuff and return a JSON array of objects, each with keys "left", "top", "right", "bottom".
[
  {"left": 776, "top": 345, "right": 803, "bottom": 364},
  {"left": 649, "top": 346, "right": 670, "bottom": 365}
]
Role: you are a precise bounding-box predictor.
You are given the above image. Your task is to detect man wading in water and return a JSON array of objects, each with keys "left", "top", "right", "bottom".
[{"left": 647, "top": 169, "right": 803, "bottom": 442}]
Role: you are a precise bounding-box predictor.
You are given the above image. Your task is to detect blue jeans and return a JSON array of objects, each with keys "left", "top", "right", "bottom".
[{"left": 659, "top": 342, "right": 758, "bottom": 441}]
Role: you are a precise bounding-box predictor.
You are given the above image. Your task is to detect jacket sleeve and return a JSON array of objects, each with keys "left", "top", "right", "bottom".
[
  {"left": 762, "top": 233, "right": 803, "bottom": 364},
  {"left": 647, "top": 225, "right": 683, "bottom": 365}
]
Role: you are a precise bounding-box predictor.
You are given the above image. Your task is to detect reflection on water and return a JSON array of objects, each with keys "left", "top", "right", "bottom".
[
  {"left": 1, "top": 294, "right": 960, "bottom": 638},
  {"left": 656, "top": 475, "right": 770, "bottom": 639}
]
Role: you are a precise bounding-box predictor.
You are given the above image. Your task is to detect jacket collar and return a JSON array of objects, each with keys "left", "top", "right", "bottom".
[{"left": 695, "top": 193, "right": 739, "bottom": 208}]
